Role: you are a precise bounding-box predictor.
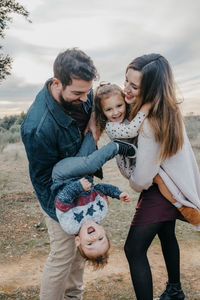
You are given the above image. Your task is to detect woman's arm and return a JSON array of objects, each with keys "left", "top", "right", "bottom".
[{"left": 128, "top": 119, "right": 160, "bottom": 192}]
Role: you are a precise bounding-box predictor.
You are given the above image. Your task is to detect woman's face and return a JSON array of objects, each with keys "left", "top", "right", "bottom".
[{"left": 124, "top": 68, "right": 142, "bottom": 105}]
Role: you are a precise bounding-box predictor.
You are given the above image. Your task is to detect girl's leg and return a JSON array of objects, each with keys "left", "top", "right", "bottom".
[
  {"left": 75, "top": 132, "right": 97, "bottom": 157},
  {"left": 124, "top": 222, "right": 163, "bottom": 300},
  {"left": 157, "top": 220, "right": 180, "bottom": 283},
  {"left": 52, "top": 132, "right": 118, "bottom": 181}
]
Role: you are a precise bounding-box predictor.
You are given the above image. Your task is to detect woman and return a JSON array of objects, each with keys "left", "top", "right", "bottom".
[{"left": 117, "top": 54, "right": 200, "bottom": 300}]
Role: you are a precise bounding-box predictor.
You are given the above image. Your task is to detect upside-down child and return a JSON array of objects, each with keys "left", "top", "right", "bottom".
[
  {"left": 94, "top": 83, "right": 200, "bottom": 230},
  {"left": 51, "top": 132, "right": 137, "bottom": 269}
]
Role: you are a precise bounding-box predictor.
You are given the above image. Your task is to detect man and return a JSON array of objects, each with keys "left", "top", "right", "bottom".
[{"left": 21, "top": 48, "right": 99, "bottom": 300}]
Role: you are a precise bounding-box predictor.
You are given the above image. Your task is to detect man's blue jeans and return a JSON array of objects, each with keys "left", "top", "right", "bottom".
[{"left": 52, "top": 132, "right": 118, "bottom": 181}]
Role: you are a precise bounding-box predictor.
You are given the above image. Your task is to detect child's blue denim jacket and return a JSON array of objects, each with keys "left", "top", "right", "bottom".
[{"left": 21, "top": 79, "right": 93, "bottom": 221}]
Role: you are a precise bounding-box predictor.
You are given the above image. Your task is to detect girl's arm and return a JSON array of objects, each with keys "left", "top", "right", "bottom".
[{"left": 106, "top": 111, "right": 146, "bottom": 140}]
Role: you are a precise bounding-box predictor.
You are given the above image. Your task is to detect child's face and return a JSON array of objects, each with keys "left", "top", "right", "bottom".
[
  {"left": 101, "top": 94, "right": 126, "bottom": 123},
  {"left": 75, "top": 220, "right": 109, "bottom": 258}
]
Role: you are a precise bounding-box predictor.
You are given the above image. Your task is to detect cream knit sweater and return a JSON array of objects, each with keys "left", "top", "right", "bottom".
[{"left": 117, "top": 119, "right": 200, "bottom": 211}]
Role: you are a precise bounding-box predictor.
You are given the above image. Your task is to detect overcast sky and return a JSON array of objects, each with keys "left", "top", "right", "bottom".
[{"left": 0, "top": 0, "right": 200, "bottom": 117}]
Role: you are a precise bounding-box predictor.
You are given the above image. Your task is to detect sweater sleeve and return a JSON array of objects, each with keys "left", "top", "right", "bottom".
[
  {"left": 106, "top": 111, "right": 146, "bottom": 140},
  {"left": 128, "top": 119, "right": 160, "bottom": 192},
  {"left": 56, "top": 180, "right": 84, "bottom": 205},
  {"left": 94, "top": 183, "right": 122, "bottom": 199}
]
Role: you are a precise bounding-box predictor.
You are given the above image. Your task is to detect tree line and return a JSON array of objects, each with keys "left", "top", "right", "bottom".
[{"left": 0, "top": 112, "right": 26, "bottom": 151}]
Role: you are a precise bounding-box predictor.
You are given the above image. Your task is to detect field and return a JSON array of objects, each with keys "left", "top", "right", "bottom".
[{"left": 0, "top": 115, "right": 200, "bottom": 299}]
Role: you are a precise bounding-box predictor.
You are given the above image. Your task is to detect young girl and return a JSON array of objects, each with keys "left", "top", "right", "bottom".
[{"left": 94, "top": 83, "right": 200, "bottom": 229}]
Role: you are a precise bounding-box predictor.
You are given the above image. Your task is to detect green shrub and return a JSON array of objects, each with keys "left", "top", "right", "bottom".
[
  {"left": 0, "top": 126, "right": 7, "bottom": 133},
  {"left": 0, "top": 112, "right": 26, "bottom": 130},
  {"left": 0, "top": 115, "right": 17, "bottom": 130},
  {"left": 0, "top": 129, "right": 21, "bottom": 152},
  {"left": 185, "top": 115, "right": 200, "bottom": 140},
  {"left": 0, "top": 133, "right": 8, "bottom": 152},
  {"left": 0, "top": 113, "right": 25, "bottom": 151},
  {"left": 7, "top": 131, "right": 21, "bottom": 143},
  {"left": 9, "top": 124, "right": 21, "bottom": 133}
]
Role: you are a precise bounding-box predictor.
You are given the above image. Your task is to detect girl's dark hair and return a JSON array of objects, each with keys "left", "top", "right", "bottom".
[
  {"left": 53, "top": 47, "right": 98, "bottom": 88},
  {"left": 94, "top": 83, "right": 129, "bottom": 133},
  {"left": 127, "top": 54, "right": 184, "bottom": 161}
]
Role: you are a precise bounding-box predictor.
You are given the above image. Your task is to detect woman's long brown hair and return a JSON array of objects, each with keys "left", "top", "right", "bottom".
[{"left": 127, "top": 54, "right": 184, "bottom": 162}]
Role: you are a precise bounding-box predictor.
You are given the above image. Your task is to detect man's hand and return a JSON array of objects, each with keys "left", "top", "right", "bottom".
[
  {"left": 119, "top": 192, "right": 130, "bottom": 202},
  {"left": 80, "top": 177, "right": 92, "bottom": 191},
  {"left": 84, "top": 112, "right": 101, "bottom": 144},
  {"left": 103, "top": 195, "right": 109, "bottom": 206}
]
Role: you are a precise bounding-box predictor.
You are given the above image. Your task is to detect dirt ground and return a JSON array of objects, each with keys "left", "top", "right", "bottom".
[
  {"left": 0, "top": 143, "right": 200, "bottom": 299},
  {"left": 0, "top": 241, "right": 200, "bottom": 298}
]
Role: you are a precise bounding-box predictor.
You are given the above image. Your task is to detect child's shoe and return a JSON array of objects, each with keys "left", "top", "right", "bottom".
[{"left": 114, "top": 140, "right": 137, "bottom": 158}]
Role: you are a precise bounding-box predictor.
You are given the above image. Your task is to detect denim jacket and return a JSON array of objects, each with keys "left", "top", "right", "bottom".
[{"left": 21, "top": 79, "right": 93, "bottom": 221}]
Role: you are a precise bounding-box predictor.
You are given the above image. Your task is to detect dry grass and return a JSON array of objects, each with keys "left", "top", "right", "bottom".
[{"left": 0, "top": 115, "right": 200, "bottom": 299}]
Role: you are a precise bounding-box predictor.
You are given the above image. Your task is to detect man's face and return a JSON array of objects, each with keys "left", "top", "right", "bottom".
[{"left": 59, "top": 78, "right": 93, "bottom": 106}]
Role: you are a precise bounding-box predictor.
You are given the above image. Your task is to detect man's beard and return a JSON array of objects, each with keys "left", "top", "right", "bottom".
[{"left": 59, "top": 94, "right": 83, "bottom": 111}]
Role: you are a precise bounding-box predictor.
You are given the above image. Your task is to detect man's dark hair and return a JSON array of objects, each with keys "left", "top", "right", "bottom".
[{"left": 53, "top": 47, "right": 98, "bottom": 87}]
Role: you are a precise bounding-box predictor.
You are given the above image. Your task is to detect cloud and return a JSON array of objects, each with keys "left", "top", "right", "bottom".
[
  {"left": 1, "top": 0, "right": 200, "bottom": 116},
  {"left": 0, "top": 76, "right": 41, "bottom": 100},
  {"left": 0, "top": 76, "right": 41, "bottom": 117}
]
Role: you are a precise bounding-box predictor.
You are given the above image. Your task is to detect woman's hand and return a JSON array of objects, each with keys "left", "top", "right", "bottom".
[
  {"left": 80, "top": 177, "right": 92, "bottom": 191},
  {"left": 140, "top": 103, "right": 152, "bottom": 116},
  {"left": 119, "top": 192, "right": 130, "bottom": 202}
]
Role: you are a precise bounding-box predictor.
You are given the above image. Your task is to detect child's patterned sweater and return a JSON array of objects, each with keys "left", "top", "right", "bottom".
[
  {"left": 105, "top": 111, "right": 146, "bottom": 140},
  {"left": 55, "top": 176, "right": 122, "bottom": 235},
  {"left": 105, "top": 111, "right": 146, "bottom": 178}
]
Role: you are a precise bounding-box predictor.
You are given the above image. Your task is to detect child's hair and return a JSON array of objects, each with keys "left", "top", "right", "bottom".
[
  {"left": 94, "top": 83, "right": 129, "bottom": 133},
  {"left": 77, "top": 234, "right": 111, "bottom": 270}
]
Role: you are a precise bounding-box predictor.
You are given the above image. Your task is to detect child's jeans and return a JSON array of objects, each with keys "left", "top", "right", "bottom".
[{"left": 52, "top": 132, "right": 118, "bottom": 181}]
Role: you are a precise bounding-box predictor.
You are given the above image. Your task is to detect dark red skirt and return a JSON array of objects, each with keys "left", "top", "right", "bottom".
[{"left": 131, "top": 184, "right": 185, "bottom": 226}]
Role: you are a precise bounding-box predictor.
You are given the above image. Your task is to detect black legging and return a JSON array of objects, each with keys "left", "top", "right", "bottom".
[{"left": 124, "top": 221, "right": 180, "bottom": 300}]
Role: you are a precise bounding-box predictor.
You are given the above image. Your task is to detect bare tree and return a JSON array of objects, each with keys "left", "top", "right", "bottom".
[{"left": 0, "top": 0, "right": 31, "bottom": 82}]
